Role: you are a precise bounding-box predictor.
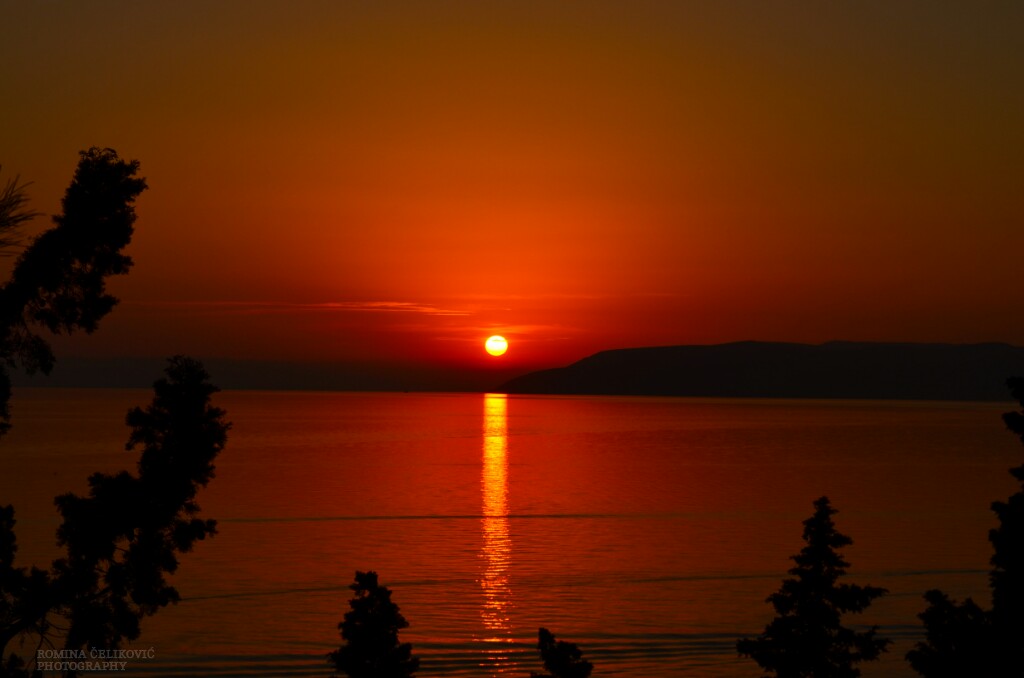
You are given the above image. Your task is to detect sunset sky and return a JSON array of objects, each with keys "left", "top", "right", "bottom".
[{"left": 3, "top": 2, "right": 1023, "bottom": 389}]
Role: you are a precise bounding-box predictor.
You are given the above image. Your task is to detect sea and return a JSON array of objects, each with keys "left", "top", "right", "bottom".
[{"left": 1, "top": 388, "right": 1020, "bottom": 677}]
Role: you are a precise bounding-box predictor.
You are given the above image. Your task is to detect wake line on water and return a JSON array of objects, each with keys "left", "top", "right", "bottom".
[
  {"left": 876, "top": 567, "right": 987, "bottom": 578},
  {"left": 220, "top": 512, "right": 712, "bottom": 523},
  {"left": 180, "top": 569, "right": 985, "bottom": 603},
  {"left": 182, "top": 575, "right": 536, "bottom": 601},
  {"left": 179, "top": 575, "right": 776, "bottom": 602},
  {"left": 633, "top": 566, "right": 987, "bottom": 585}
]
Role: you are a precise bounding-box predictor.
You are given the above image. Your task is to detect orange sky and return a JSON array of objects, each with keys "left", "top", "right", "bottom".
[{"left": 3, "top": 2, "right": 1023, "bottom": 386}]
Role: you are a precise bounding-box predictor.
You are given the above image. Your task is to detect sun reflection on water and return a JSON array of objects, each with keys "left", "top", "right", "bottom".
[{"left": 479, "top": 393, "right": 514, "bottom": 671}]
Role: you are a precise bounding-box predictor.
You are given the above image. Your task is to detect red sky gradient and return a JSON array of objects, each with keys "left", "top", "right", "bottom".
[{"left": 3, "top": 2, "right": 1023, "bottom": 385}]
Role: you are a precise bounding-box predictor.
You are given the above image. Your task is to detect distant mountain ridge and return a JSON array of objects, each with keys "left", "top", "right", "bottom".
[{"left": 500, "top": 341, "right": 1024, "bottom": 401}]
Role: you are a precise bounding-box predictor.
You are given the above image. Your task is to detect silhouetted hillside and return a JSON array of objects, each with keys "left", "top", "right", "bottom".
[{"left": 500, "top": 342, "right": 1024, "bottom": 401}]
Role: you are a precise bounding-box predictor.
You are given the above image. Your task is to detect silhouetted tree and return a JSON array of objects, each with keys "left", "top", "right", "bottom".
[
  {"left": 329, "top": 571, "right": 419, "bottom": 678},
  {"left": 0, "top": 357, "right": 228, "bottom": 674},
  {"left": 991, "top": 376, "right": 1024, "bottom": 655},
  {"left": 531, "top": 627, "right": 592, "bottom": 678},
  {"left": 905, "top": 590, "right": 995, "bottom": 677},
  {"left": 737, "top": 496, "right": 889, "bottom": 678},
  {"left": 907, "top": 377, "right": 1024, "bottom": 677},
  {"left": 0, "top": 147, "right": 145, "bottom": 436},
  {"left": 0, "top": 505, "right": 53, "bottom": 676}
]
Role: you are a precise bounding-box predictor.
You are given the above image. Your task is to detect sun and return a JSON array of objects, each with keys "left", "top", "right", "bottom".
[{"left": 485, "top": 335, "right": 508, "bottom": 357}]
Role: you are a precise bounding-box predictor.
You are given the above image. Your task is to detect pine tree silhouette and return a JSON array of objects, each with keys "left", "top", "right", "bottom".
[
  {"left": 738, "top": 496, "right": 889, "bottom": 678},
  {"left": 328, "top": 571, "right": 419, "bottom": 678}
]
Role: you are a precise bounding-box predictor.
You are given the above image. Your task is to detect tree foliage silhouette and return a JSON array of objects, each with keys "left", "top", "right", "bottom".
[
  {"left": 0, "top": 147, "right": 145, "bottom": 436},
  {"left": 0, "top": 505, "right": 52, "bottom": 676},
  {"left": 905, "top": 590, "right": 995, "bottom": 677},
  {"left": 907, "top": 377, "right": 1024, "bottom": 677},
  {"left": 328, "top": 571, "right": 419, "bottom": 678},
  {"left": 0, "top": 357, "right": 228, "bottom": 675},
  {"left": 531, "top": 627, "right": 593, "bottom": 678},
  {"left": 738, "top": 496, "right": 890, "bottom": 678}
]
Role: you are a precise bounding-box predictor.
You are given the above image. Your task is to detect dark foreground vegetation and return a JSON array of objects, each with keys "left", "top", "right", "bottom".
[
  {"left": 1, "top": 358, "right": 227, "bottom": 677},
  {"left": 0, "top": 148, "right": 146, "bottom": 435},
  {"left": 1, "top": 151, "right": 229, "bottom": 677},
  {"left": 737, "top": 497, "right": 890, "bottom": 677},
  {"left": 905, "top": 376, "right": 1024, "bottom": 678}
]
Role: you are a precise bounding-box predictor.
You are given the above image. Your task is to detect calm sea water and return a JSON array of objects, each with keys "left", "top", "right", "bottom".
[{"left": 1, "top": 389, "right": 1021, "bottom": 676}]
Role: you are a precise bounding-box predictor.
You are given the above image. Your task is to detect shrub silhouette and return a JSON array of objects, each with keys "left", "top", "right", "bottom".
[
  {"left": 531, "top": 627, "right": 593, "bottom": 678},
  {"left": 907, "top": 377, "right": 1024, "bottom": 676},
  {"left": 738, "top": 496, "right": 889, "bottom": 678},
  {"left": 0, "top": 357, "right": 228, "bottom": 674},
  {"left": 328, "top": 571, "right": 419, "bottom": 678}
]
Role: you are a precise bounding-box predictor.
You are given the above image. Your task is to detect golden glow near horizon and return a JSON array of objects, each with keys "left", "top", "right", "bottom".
[
  {"left": 5, "top": 3, "right": 1024, "bottom": 374},
  {"left": 485, "top": 336, "right": 508, "bottom": 357},
  {"left": 480, "top": 393, "right": 513, "bottom": 652}
]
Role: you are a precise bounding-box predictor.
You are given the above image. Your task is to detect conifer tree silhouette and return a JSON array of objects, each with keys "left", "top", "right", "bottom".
[
  {"left": 329, "top": 571, "right": 419, "bottom": 678},
  {"left": 738, "top": 496, "right": 889, "bottom": 678}
]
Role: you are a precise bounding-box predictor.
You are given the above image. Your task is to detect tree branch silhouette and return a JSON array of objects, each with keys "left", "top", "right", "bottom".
[
  {"left": 1, "top": 357, "right": 228, "bottom": 676},
  {"left": 0, "top": 147, "right": 146, "bottom": 437}
]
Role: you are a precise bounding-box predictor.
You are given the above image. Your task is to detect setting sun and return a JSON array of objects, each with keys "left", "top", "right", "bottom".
[{"left": 485, "top": 335, "right": 508, "bottom": 357}]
